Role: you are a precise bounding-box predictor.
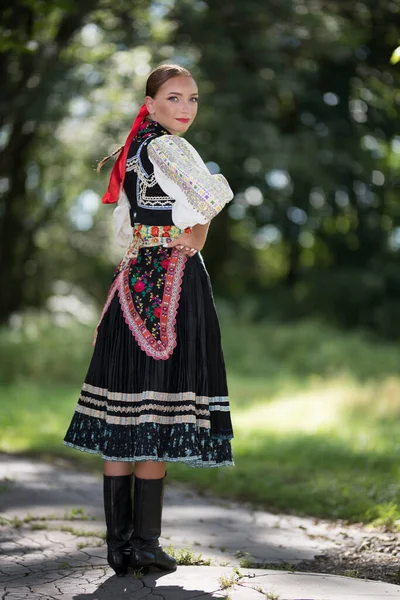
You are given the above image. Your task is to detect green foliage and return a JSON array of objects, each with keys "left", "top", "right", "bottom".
[
  {"left": 2, "top": 1, "right": 400, "bottom": 338},
  {"left": 343, "top": 569, "right": 360, "bottom": 579},
  {"left": 0, "top": 312, "right": 93, "bottom": 385},
  {"left": 238, "top": 552, "right": 255, "bottom": 568},
  {"left": 132, "top": 568, "right": 146, "bottom": 579},
  {"left": 390, "top": 46, "right": 400, "bottom": 65},
  {"left": 218, "top": 568, "right": 243, "bottom": 590},
  {"left": 0, "top": 1, "right": 153, "bottom": 320},
  {"left": 63, "top": 508, "right": 96, "bottom": 521},
  {"left": 58, "top": 525, "right": 105, "bottom": 538},
  {"left": 172, "top": 0, "right": 400, "bottom": 337},
  {"left": 219, "top": 307, "right": 399, "bottom": 382},
  {"left": 366, "top": 502, "right": 400, "bottom": 531},
  {"left": 165, "top": 544, "right": 213, "bottom": 566},
  {"left": 2, "top": 306, "right": 398, "bottom": 387}
]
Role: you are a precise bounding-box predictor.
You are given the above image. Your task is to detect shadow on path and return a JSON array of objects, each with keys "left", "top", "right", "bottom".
[{"left": 73, "top": 570, "right": 222, "bottom": 600}]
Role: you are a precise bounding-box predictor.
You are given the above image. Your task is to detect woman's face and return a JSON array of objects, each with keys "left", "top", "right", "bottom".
[{"left": 145, "top": 76, "right": 198, "bottom": 135}]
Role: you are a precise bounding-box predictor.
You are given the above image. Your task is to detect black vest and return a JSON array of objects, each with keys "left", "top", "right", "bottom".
[{"left": 123, "top": 120, "right": 176, "bottom": 227}]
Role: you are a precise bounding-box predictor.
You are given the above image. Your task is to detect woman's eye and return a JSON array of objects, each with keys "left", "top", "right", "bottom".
[
  {"left": 168, "top": 96, "right": 178, "bottom": 102},
  {"left": 191, "top": 97, "right": 199, "bottom": 103}
]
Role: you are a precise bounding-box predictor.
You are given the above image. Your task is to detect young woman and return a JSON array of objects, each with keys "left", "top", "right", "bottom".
[{"left": 63, "top": 64, "right": 234, "bottom": 576}]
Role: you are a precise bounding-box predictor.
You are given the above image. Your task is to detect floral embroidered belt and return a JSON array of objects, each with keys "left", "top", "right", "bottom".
[
  {"left": 94, "top": 223, "right": 191, "bottom": 361},
  {"left": 119, "top": 223, "right": 191, "bottom": 269},
  {"left": 134, "top": 223, "right": 191, "bottom": 242}
]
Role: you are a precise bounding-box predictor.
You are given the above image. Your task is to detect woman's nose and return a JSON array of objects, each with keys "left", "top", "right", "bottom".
[{"left": 180, "top": 100, "right": 192, "bottom": 114}]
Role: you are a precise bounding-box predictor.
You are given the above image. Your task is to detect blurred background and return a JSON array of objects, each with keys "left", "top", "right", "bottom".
[{"left": 1, "top": 1, "right": 400, "bottom": 528}]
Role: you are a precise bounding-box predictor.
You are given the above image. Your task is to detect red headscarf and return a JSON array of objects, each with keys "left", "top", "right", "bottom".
[{"left": 101, "top": 103, "right": 149, "bottom": 204}]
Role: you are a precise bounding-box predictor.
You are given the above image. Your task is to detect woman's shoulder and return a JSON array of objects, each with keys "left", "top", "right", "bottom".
[
  {"left": 127, "top": 133, "right": 156, "bottom": 161},
  {"left": 147, "top": 133, "right": 196, "bottom": 152},
  {"left": 126, "top": 132, "right": 165, "bottom": 176},
  {"left": 147, "top": 135, "right": 207, "bottom": 173}
]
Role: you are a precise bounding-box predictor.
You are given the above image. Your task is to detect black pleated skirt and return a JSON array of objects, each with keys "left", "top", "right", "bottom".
[{"left": 63, "top": 246, "right": 234, "bottom": 467}]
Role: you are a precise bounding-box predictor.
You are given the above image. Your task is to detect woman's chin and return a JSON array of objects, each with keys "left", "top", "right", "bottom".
[{"left": 171, "top": 121, "right": 191, "bottom": 134}]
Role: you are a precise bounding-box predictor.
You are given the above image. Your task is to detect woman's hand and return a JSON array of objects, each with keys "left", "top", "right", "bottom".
[{"left": 163, "top": 223, "right": 210, "bottom": 257}]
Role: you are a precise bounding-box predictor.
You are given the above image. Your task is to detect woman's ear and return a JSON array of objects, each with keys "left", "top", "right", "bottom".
[{"left": 145, "top": 96, "right": 154, "bottom": 116}]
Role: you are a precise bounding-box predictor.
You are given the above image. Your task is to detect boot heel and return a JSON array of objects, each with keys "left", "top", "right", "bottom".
[{"left": 108, "top": 549, "right": 129, "bottom": 576}]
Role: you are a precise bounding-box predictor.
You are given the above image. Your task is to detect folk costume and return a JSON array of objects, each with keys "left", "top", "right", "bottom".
[{"left": 63, "top": 105, "right": 234, "bottom": 575}]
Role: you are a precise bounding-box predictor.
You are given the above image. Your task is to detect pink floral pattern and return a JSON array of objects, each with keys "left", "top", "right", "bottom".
[
  {"left": 128, "top": 245, "right": 175, "bottom": 342},
  {"left": 118, "top": 246, "right": 187, "bottom": 359},
  {"left": 93, "top": 223, "right": 189, "bottom": 360}
]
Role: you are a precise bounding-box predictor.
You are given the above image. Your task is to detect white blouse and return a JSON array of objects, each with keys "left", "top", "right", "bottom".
[
  {"left": 113, "top": 135, "right": 233, "bottom": 247},
  {"left": 113, "top": 188, "right": 134, "bottom": 248}
]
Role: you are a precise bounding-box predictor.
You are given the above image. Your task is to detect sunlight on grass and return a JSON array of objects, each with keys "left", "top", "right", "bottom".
[
  {"left": 170, "top": 373, "right": 400, "bottom": 524},
  {"left": 236, "top": 378, "right": 353, "bottom": 434},
  {"left": 235, "top": 375, "right": 400, "bottom": 442}
]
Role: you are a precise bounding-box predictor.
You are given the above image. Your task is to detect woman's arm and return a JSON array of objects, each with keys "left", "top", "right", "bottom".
[{"left": 163, "top": 222, "right": 210, "bottom": 256}]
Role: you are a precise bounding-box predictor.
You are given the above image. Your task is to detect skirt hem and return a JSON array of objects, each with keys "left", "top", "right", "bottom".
[{"left": 62, "top": 440, "right": 235, "bottom": 468}]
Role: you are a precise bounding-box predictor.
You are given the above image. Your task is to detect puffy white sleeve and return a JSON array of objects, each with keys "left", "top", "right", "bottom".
[
  {"left": 113, "top": 188, "right": 132, "bottom": 247},
  {"left": 147, "top": 135, "right": 233, "bottom": 230}
]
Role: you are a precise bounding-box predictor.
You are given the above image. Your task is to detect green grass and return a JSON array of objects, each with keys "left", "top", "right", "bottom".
[
  {"left": 1, "top": 312, "right": 400, "bottom": 526},
  {"left": 168, "top": 372, "right": 400, "bottom": 524},
  {"left": 165, "top": 544, "right": 213, "bottom": 566}
]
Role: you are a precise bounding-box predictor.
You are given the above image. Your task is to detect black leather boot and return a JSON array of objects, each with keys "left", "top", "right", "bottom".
[
  {"left": 103, "top": 474, "right": 133, "bottom": 576},
  {"left": 130, "top": 475, "right": 177, "bottom": 572}
]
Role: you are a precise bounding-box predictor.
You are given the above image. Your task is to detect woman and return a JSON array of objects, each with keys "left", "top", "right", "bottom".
[{"left": 63, "top": 64, "right": 234, "bottom": 577}]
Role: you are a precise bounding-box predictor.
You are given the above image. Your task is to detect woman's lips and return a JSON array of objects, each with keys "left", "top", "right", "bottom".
[{"left": 176, "top": 118, "right": 190, "bottom": 123}]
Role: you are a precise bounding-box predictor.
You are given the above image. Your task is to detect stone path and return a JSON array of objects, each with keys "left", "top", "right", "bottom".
[{"left": 1, "top": 454, "right": 399, "bottom": 599}]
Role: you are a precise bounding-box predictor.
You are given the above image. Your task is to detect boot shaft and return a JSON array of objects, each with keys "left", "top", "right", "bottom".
[
  {"left": 103, "top": 474, "right": 133, "bottom": 544},
  {"left": 133, "top": 475, "right": 165, "bottom": 542},
  {"left": 131, "top": 474, "right": 177, "bottom": 571}
]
